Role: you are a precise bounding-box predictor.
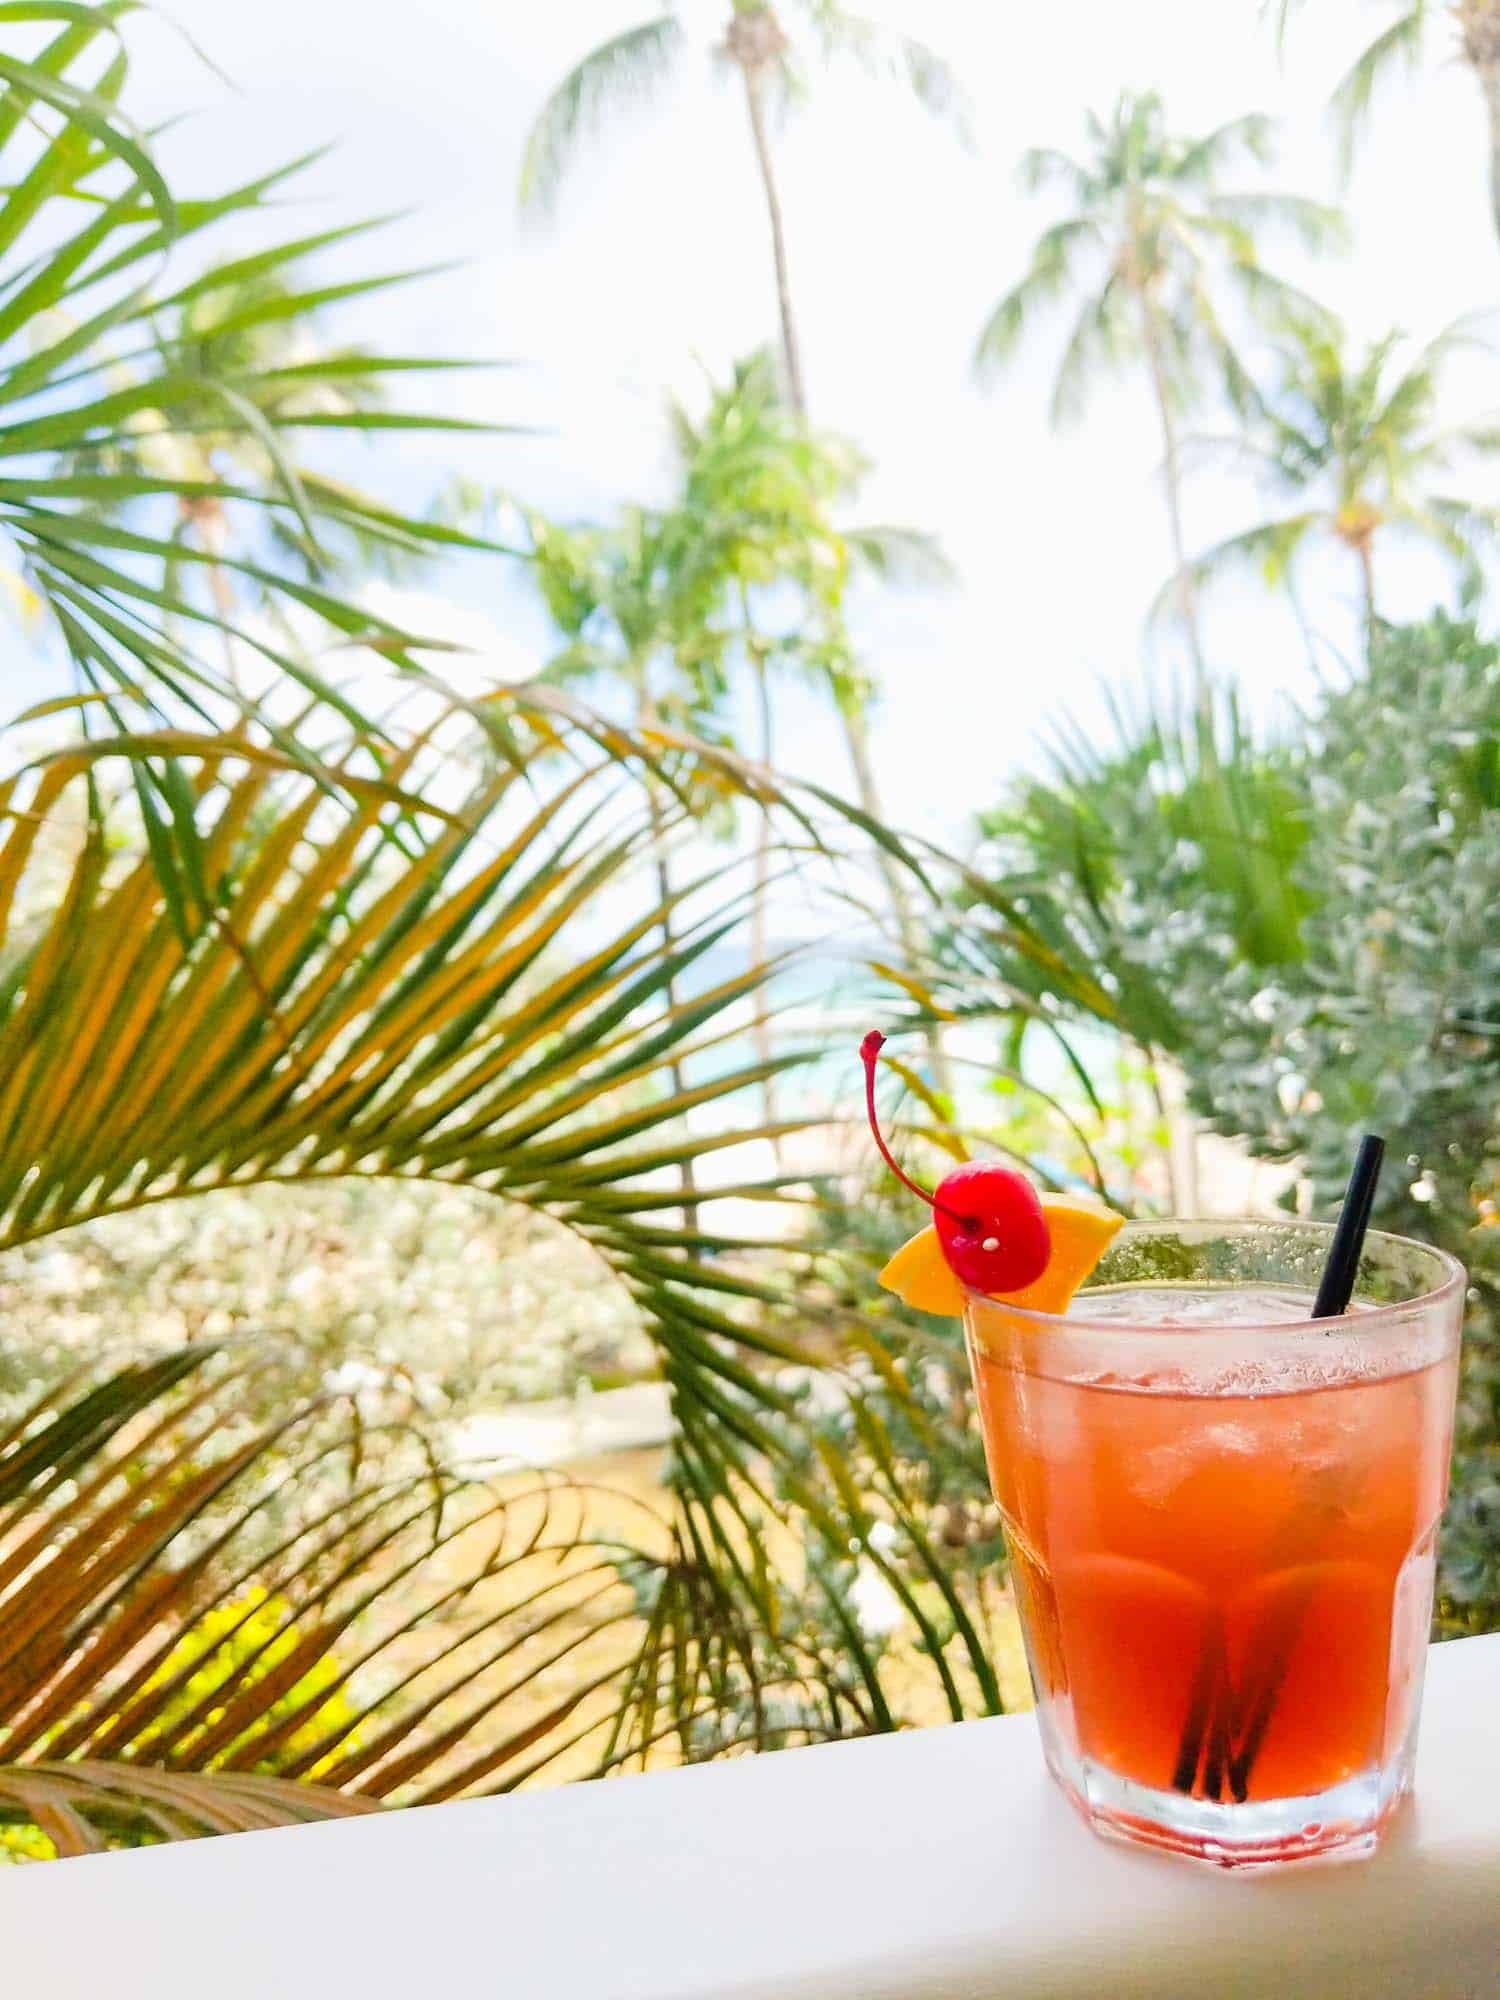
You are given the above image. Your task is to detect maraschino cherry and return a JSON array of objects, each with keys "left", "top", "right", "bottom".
[{"left": 861, "top": 1030, "right": 1050, "bottom": 1295}]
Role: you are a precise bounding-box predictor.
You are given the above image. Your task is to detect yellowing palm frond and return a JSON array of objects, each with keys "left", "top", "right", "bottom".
[
  {"left": 0, "top": 1343, "right": 696, "bottom": 1853},
  {"left": 0, "top": 699, "right": 1017, "bottom": 1856}
]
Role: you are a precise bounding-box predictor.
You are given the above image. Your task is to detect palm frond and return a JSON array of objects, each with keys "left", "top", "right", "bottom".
[
  {"left": 1050, "top": 679, "right": 1312, "bottom": 972},
  {"left": 1204, "top": 191, "right": 1349, "bottom": 254},
  {"left": 1226, "top": 260, "right": 1343, "bottom": 343},
  {"left": 843, "top": 523, "right": 954, "bottom": 587},
  {"left": 0, "top": 5, "right": 529, "bottom": 935},
  {"left": 1428, "top": 304, "right": 1500, "bottom": 356},
  {"left": 1154, "top": 513, "right": 1322, "bottom": 629},
  {"left": 1431, "top": 418, "right": 1500, "bottom": 461},
  {"left": 0, "top": 1344, "right": 672, "bottom": 1847},
  {"left": 1175, "top": 110, "right": 1277, "bottom": 183},
  {"left": 1264, "top": 0, "right": 1300, "bottom": 53},
  {"left": 518, "top": 17, "right": 684, "bottom": 214},
  {"left": 973, "top": 218, "right": 1103, "bottom": 380},
  {"left": 1016, "top": 144, "right": 1095, "bottom": 202},
  {"left": 0, "top": 706, "right": 787, "bottom": 1244},
  {"left": 809, "top": 6, "right": 972, "bottom": 141},
  {"left": 0, "top": 702, "right": 1038, "bottom": 1848},
  {"left": 1328, "top": 7, "right": 1429, "bottom": 172},
  {"left": 933, "top": 672, "right": 1313, "bottom": 1089},
  {"left": 1049, "top": 272, "right": 1131, "bottom": 427},
  {"left": 1419, "top": 495, "right": 1500, "bottom": 600},
  {"left": 0, "top": 1764, "right": 381, "bottom": 1855}
]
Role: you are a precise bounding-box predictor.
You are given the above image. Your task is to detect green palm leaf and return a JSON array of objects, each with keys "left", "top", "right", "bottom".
[
  {"left": 806, "top": 3, "right": 972, "bottom": 138},
  {"left": 1176, "top": 315, "right": 1500, "bottom": 643},
  {"left": 0, "top": 695, "right": 1026, "bottom": 1851},
  {"left": 1048, "top": 272, "right": 1130, "bottom": 427},
  {"left": 972, "top": 218, "right": 1104, "bottom": 379},
  {"left": 518, "top": 16, "right": 685, "bottom": 213},
  {"left": 1160, "top": 514, "right": 1322, "bottom": 618},
  {"left": 973, "top": 85, "right": 1340, "bottom": 674},
  {"left": 0, "top": 9, "right": 512, "bottom": 874},
  {"left": 1327, "top": 6, "right": 1429, "bottom": 171},
  {"left": 1204, "top": 190, "right": 1348, "bottom": 253},
  {"left": 1174, "top": 110, "right": 1276, "bottom": 181}
]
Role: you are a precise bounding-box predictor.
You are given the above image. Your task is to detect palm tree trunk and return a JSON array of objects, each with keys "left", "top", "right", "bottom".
[
  {"left": 1135, "top": 289, "right": 1209, "bottom": 1207},
  {"left": 1460, "top": 5, "right": 1500, "bottom": 243},
  {"left": 841, "top": 698, "right": 955, "bottom": 1098},
  {"left": 843, "top": 698, "right": 918, "bottom": 946},
  {"left": 1481, "top": 61, "right": 1500, "bottom": 243},
  {"left": 1355, "top": 535, "right": 1377, "bottom": 653},
  {"left": 736, "top": 46, "right": 808, "bottom": 419},
  {"left": 1137, "top": 288, "right": 1209, "bottom": 702},
  {"left": 729, "top": 7, "right": 949, "bottom": 1093}
]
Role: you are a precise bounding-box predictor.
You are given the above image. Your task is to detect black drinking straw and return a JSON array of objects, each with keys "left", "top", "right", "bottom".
[
  {"left": 1310, "top": 1134, "right": 1386, "bottom": 1319},
  {"left": 1172, "top": 1135, "right": 1387, "bottom": 1801}
]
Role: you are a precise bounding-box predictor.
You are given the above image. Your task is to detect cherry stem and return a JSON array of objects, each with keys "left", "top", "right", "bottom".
[{"left": 860, "top": 1031, "right": 966, "bottom": 1226}]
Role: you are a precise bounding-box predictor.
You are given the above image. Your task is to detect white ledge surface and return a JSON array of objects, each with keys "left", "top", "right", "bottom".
[{"left": 4, "top": 1633, "right": 1499, "bottom": 1999}]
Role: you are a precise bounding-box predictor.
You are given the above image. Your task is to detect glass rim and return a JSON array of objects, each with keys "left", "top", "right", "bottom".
[{"left": 961, "top": 1215, "right": 1467, "bottom": 1336}]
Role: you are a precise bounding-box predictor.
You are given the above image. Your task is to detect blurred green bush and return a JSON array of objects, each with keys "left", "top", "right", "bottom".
[{"left": 956, "top": 612, "right": 1500, "bottom": 1630}]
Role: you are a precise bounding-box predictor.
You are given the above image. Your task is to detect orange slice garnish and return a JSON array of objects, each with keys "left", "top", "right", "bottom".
[{"left": 878, "top": 1194, "right": 1123, "bottom": 1317}]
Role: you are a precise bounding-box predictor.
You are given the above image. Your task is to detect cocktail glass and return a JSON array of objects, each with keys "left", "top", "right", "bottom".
[{"left": 964, "top": 1218, "right": 1465, "bottom": 1869}]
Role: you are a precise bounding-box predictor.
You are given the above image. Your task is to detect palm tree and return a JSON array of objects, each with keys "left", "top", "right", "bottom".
[
  {"left": 506, "top": 498, "right": 733, "bottom": 1206},
  {"left": 668, "top": 354, "right": 947, "bottom": 961},
  {"left": 1177, "top": 316, "right": 1500, "bottom": 647},
  {"left": 539, "top": 360, "right": 944, "bottom": 964},
  {"left": 519, "top": 2, "right": 965, "bottom": 420},
  {"left": 519, "top": 7, "right": 963, "bottom": 984},
  {"left": 1273, "top": 2, "right": 1500, "bottom": 244},
  {"left": 0, "top": 698, "right": 993, "bottom": 1851},
  {"left": 505, "top": 352, "right": 947, "bottom": 1125},
  {"left": 973, "top": 91, "right": 1343, "bottom": 681},
  {"left": 0, "top": 12, "right": 1031, "bottom": 1857},
  {"left": 0, "top": 8, "right": 513, "bottom": 931}
]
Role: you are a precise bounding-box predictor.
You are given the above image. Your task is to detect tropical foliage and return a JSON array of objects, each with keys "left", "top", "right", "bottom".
[
  {"left": 3, "top": 0, "right": 1500, "bottom": 1869},
  {"left": 495, "top": 351, "right": 908, "bottom": 751},
  {"left": 517, "top": 1, "right": 964, "bottom": 902},
  {"left": 0, "top": 677, "right": 1042, "bottom": 1848},
  {"left": 1178, "top": 315, "right": 1500, "bottom": 643},
  {"left": 500, "top": 356, "right": 942, "bottom": 913},
  {"left": 942, "top": 614, "right": 1500, "bottom": 1628},
  {"left": 0, "top": 0, "right": 509, "bottom": 932},
  {"left": 0, "top": 8, "right": 1015, "bottom": 1860},
  {"left": 0, "top": 1341, "right": 666, "bottom": 1855},
  {"left": 1271, "top": 1, "right": 1500, "bottom": 239},
  {"left": 519, "top": 1, "right": 966, "bottom": 415},
  {"left": 973, "top": 89, "right": 1343, "bottom": 672}
]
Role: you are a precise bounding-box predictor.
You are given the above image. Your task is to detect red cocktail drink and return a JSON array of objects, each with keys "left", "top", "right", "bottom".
[{"left": 965, "top": 1223, "right": 1465, "bottom": 1867}]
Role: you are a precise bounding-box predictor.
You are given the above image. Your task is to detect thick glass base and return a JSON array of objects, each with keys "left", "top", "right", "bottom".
[{"left": 1046, "top": 1738, "right": 1413, "bottom": 1871}]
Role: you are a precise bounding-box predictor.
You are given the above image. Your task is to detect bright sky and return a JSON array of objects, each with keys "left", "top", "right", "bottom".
[{"left": 105, "top": 0, "right": 1500, "bottom": 848}]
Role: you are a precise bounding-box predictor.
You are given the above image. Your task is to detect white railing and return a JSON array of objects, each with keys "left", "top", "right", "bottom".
[{"left": 4, "top": 1632, "right": 1497, "bottom": 1998}]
